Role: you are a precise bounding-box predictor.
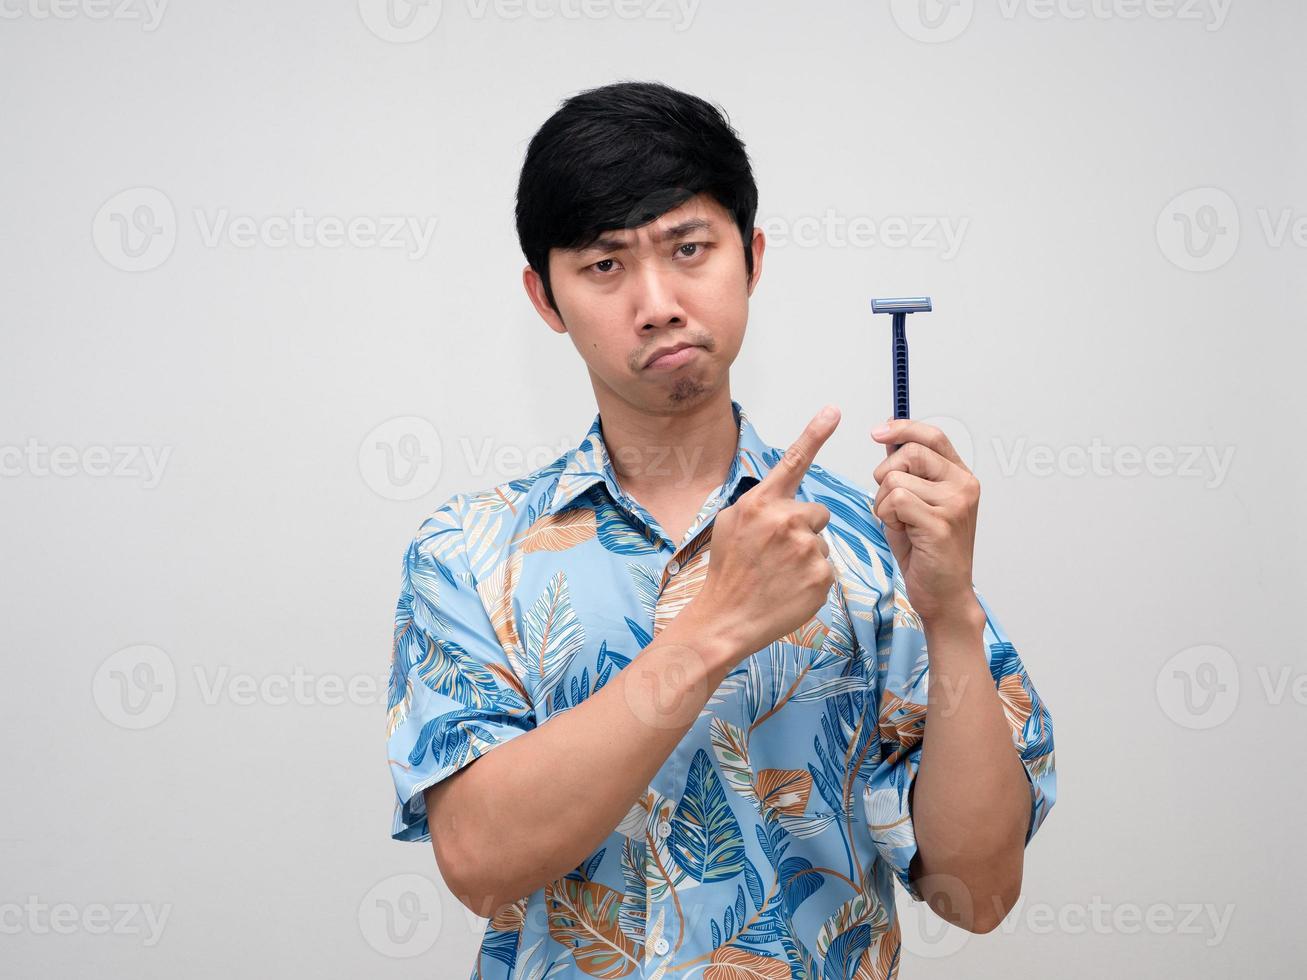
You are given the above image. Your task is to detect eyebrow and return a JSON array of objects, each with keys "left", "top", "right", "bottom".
[{"left": 573, "top": 217, "right": 715, "bottom": 257}]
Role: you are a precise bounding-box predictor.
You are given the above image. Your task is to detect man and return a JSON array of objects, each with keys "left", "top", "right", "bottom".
[{"left": 386, "top": 80, "right": 1056, "bottom": 979}]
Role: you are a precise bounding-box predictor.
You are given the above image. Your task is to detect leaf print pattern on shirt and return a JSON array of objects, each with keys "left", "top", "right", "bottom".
[{"left": 385, "top": 400, "right": 1057, "bottom": 978}]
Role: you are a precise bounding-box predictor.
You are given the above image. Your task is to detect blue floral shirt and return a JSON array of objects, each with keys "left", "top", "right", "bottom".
[{"left": 386, "top": 400, "right": 1056, "bottom": 979}]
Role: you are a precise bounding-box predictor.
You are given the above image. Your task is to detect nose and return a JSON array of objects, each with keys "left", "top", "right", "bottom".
[{"left": 632, "top": 260, "right": 686, "bottom": 333}]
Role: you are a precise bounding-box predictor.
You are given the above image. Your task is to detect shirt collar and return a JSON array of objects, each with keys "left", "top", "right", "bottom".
[{"left": 544, "top": 399, "right": 777, "bottom": 517}]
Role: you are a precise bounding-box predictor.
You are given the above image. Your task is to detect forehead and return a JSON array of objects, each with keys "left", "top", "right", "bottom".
[{"left": 569, "top": 193, "right": 733, "bottom": 257}]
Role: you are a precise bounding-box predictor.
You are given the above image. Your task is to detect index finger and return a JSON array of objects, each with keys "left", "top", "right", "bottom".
[
  {"left": 757, "top": 405, "right": 841, "bottom": 498},
  {"left": 872, "top": 418, "right": 967, "bottom": 470}
]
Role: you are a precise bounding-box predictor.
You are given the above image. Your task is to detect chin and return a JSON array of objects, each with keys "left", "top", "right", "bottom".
[{"left": 665, "top": 376, "right": 710, "bottom": 404}]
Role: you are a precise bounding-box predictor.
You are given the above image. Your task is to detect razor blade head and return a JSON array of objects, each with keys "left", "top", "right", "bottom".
[{"left": 871, "top": 296, "right": 933, "bottom": 315}]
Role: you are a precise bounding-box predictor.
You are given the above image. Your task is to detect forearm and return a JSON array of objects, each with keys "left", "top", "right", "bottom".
[
  {"left": 430, "top": 601, "right": 740, "bottom": 917},
  {"left": 909, "top": 598, "right": 1031, "bottom": 929}
]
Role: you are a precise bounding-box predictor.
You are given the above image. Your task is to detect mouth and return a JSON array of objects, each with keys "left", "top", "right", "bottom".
[{"left": 645, "top": 343, "right": 702, "bottom": 370}]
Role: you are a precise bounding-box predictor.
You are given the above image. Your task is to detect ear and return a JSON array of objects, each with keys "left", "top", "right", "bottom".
[
  {"left": 745, "top": 226, "right": 765, "bottom": 297},
  {"left": 522, "top": 263, "right": 568, "bottom": 335}
]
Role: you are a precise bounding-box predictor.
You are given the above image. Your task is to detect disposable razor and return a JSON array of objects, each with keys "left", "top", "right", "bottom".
[{"left": 870, "top": 296, "right": 932, "bottom": 454}]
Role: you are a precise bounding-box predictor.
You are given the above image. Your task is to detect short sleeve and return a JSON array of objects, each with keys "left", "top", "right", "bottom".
[
  {"left": 385, "top": 497, "right": 536, "bottom": 843},
  {"left": 855, "top": 552, "right": 1057, "bottom": 901}
]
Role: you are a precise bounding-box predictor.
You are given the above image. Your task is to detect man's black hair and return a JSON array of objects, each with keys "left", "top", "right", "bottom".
[{"left": 515, "top": 80, "right": 759, "bottom": 313}]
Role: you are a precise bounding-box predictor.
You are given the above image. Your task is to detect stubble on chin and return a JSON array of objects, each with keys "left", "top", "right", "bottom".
[{"left": 667, "top": 376, "right": 708, "bottom": 404}]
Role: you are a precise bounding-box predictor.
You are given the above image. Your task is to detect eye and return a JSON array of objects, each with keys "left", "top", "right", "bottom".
[
  {"left": 677, "top": 243, "right": 707, "bottom": 258},
  {"left": 589, "top": 258, "right": 618, "bottom": 275}
]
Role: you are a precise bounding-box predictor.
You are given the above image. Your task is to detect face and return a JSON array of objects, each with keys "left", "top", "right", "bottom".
[{"left": 523, "top": 192, "right": 765, "bottom": 414}]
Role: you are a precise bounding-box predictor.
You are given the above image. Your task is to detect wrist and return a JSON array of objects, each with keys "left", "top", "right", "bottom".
[
  {"left": 672, "top": 598, "right": 747, "bottom": 685},
  {"left": 920, "top": 593, "right": 987, "bottom": 638}
]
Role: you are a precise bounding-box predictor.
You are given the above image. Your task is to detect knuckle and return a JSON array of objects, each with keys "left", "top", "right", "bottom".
[
  {"left": 782, "top": 445, "right": 807, "bottom": 470},
  {"left": 818, "top": 561, "right": 836, "bottom": 591}
]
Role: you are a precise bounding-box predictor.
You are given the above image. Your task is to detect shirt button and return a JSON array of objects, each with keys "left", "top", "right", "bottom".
[
  {"left": 653, "top": 937, "right": 670, "bottom": 956},
  {"left": 666, "top": 559, "right": 681, "bottom": 576},
  {"left": 657, "top": 820, "right": 672, "bottom": 839}
]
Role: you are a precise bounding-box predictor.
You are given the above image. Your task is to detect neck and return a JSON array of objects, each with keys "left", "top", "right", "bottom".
[{"left": 591, "top": 383, "right": 739, "bottom": 500}]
